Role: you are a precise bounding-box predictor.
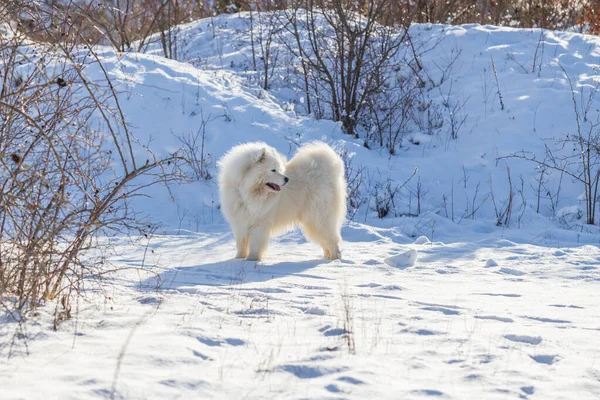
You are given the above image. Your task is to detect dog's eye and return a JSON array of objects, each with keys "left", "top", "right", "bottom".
[{"left": 271, "top": 169, "right": 276, "bottom": 172}]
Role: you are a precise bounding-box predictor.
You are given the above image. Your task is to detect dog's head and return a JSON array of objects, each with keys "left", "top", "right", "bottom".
[{"left": 247, "top": 146, "right": 289, "bottom": 193}]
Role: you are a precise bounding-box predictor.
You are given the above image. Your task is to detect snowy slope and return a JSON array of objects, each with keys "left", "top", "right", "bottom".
[
  {"left": 2, "top": 12, "right": 600, "bottom": 400},
  {"left": 103, "top": 14, "right": 600, "bottom": 239}
]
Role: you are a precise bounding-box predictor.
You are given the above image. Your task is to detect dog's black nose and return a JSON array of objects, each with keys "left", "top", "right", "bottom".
[{"left": 284, "top": 177, "right": 289, "bottom": 183}]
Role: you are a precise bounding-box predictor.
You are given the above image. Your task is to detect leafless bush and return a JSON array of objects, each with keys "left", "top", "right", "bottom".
[
  {"left": 281, "top": 1, "right": 407, "bottom": 138},
  {"left": 177, "top": 109, "right": 215, "bottom": 181},
  {"left": 253, "top": 9, "right": 283, "bottom": 90},
  {"left": 0, "top": 5, "right": 187, "bottom": 325},
  {"left": 373, "top": 181, "right": 398, "bottom": 218},
  {"left": 364, "top": 70, "right": 419, "bottom": 153},
  {"left": 17, "top": 0, "right": 209, "bottom": 56},
  {"left": 370, "top": 167, "right": 417, "bottom": 218},
  {"left": 340, "top": 149, "right": 366, "bottom": 221},
  {"left": 506, "top": 67, "right": 600, "bottom": 225},
  {"left": 439, "top": 81, "right": 470, "bottom": 140},
  {"left": 490, "top": 167, "right": 515, "bottom": 227},
  {"left": 457, "top": 181, "right": 489, "bottom": 223}
]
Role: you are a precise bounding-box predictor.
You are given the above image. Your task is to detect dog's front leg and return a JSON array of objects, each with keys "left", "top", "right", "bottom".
[
  {"left": 234, "top": 233, "right": 249, "bottom": 259},
  {"left": 246, "top": 225, "right": 269, "bottom": 261}
]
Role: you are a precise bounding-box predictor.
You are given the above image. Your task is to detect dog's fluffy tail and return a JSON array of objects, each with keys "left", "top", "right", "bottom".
[{"left": 291, "top": 141, "right": 344, "bottom": 177}]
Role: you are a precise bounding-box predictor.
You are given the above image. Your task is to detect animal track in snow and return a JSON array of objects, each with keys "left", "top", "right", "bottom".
[
  {"left": 504, "top": 334, "right": 542, "bottom": 345},
  {"left": 303, "top": 306, "right": 326, "bottom": 315},
  {"left": 325, "top": 384, "right": 341, "bottom": 393},
  {"left": 337, "top": 376, "right": 364, "bottom": 385},
  {"left": 421, "top": 306, "right": 460, "bottom": 316},
  {"left": 550, "top": 304, "right": 584, "bottom": 309},
  {"left": 474, "top": 315, "right": 513, "bottom": 323},
  {"left": 411, "top": 389, "right": 445, "bottom": 397},
  {"left": 522, "top": 316, "right": 571, "bottom": 324},
  {"left": 278, "top": 364, "right": 348, "bottom": 379},
  {"left": 356, "top": 282, "right": 381, "bottom": 288},
  {"left": 196, "top": 336, "right": 245, "bottom": 347},
  {"left": 191, "top": 350, "right": 212, "bottom": 361},
  {"left": 530, "top": 354, "right": 559, "bottom": 365},
  {"left": 323, "top": 328, "right": 347, "bottom": 337},
  {"left": 498, "top": 267, "right": 526, "bottom": 276},
  {"left": 521, "top": 386, "right": 535, "bottom": 395},
  {"left": 401, "top": 328, "right": 444, "bottom": 336}
]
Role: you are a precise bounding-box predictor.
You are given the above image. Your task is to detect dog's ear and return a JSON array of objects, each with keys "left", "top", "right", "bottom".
[{"left": 256, "top": 148, "right": 266, "bottom": 163}]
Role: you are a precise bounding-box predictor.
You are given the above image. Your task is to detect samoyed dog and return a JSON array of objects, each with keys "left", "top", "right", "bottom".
[{"left": 218, "top": 142, "right": 347, "bottom": 261}]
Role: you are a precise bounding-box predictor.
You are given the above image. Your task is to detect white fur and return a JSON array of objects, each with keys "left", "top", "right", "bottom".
[{"left": 218, "top": 141, "right": 347, "bottom": 261}]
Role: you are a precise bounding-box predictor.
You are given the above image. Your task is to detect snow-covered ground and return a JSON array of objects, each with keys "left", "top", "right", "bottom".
[
  {"left": 2, "top": 224, "right": 600, "bottom": 399},
  {"left": 2, "top": 12, "right": 600, "bottom": 400}
]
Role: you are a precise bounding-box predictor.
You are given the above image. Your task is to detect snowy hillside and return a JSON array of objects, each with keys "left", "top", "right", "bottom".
[
  {"left": 2, "top": 11, "right": 600, "bottom": 400},
  {"left": 98, "top": 13, "right": 600, "bottom": 240}
]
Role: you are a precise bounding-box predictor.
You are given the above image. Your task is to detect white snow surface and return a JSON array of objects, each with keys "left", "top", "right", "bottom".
[
  {"left": 2, "top": 13, "right": 600, "bottom": 400},
  {"left": 2, "top": 225, "right": 600, "bottom": 399}
]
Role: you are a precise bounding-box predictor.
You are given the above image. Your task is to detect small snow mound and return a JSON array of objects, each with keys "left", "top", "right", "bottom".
[
  {"left": 485, "top": 259, "right": 499, "bottom": 267},
  {"left": 414, "top": 236, "right": 431, "bottom": 245},
  {"left": 385, "top": 249, "right": 418, "bottom": 269}
]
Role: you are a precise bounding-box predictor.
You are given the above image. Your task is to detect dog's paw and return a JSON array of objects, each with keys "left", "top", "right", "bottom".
[{"left": 326, "top": 248, "right": 342, "bottom": 260}]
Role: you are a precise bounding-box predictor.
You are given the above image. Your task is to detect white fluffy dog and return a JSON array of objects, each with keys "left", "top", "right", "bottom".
[{"left": 218, "top": 141, "right": 347, "bottom": 261}]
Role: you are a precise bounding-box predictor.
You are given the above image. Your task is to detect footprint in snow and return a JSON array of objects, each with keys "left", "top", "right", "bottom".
[
  {"left": 498, "top": 267, "right": 526, "bottom": 276},
  {"left": 550, "top": 304, "right": 584, "bottom": 309},
  {"left": 278, "top": 364, "right": 348, "bottom": 379},
  {"left": 522, "top": 316, "right": 571, "bottom": 324},
  {"left": 421, "top": 306, "right": 460, "bottom": 316},
  {"left": 521, "top": 386, "right": 535, "bottom": 395},
  {"left": 337, "top": 376, "right": 365, "bottom": 385},
  {"left": 530, "top": 354, "right": 559, "bottom": 365},
  {"left": 325, "top": 384, "right": 342, "bottom": 393},
  {"left": 196, "top": 336, "right": 245, "bottom": 347},
  {"left": 474, "top": 315, "right": 513, "bottom": 323},
  {"left": 504, "top": 334, "right": 542, "bottom": 345},
  {"left": 401, "top": 328, "right": 443, "bottom": 336},
  {"left": 303, "top": 306, "right": 326, "bottom": 315},
  {"left": 323, "top": 328, "right": 347, "bottom": 337},
  {"left": 385, "top": 249, "right": 418, "bottom": 269},
  {"left": 191, "top": 350, "right": 213, "bottom": 361},
  {"left": 411, "top": 389, "right": 445, "bottom": 397}
]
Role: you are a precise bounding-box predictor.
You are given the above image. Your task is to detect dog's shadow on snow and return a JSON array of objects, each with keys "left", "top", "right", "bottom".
[{"left": 142, "top": 258, "right": 333, "bottom": 292}]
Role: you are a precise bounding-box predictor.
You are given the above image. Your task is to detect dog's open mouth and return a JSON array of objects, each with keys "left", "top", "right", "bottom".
[{"left": 266, "top": 182, "right": 281, "bottom": 192}]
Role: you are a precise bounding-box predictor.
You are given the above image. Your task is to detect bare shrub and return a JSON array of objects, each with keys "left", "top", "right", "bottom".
[
  {"left": 177, "top": 109, "right": 215, "bottom": 181},
  {"left": 0, "top": 5, "right": 187, "bottom": 324},
  {"left": 282, "top": 1, "right": 406, "bottom": 137},
  {"left": 506, "top": 67, "right": 600, "bottom": 225},
  {"left": 490, "top": 168, "right": 515, "bottom": 227},
  {"left": 340, "top": 149, "right": 366, "bottom": 221},
  {"left": 370, "top": 167, "right": 417, "bottom": 218}
]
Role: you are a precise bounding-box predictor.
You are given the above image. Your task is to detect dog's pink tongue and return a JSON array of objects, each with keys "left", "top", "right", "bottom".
[{"left": 273, "top": 184, "right": 281, "bottom": 191}]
